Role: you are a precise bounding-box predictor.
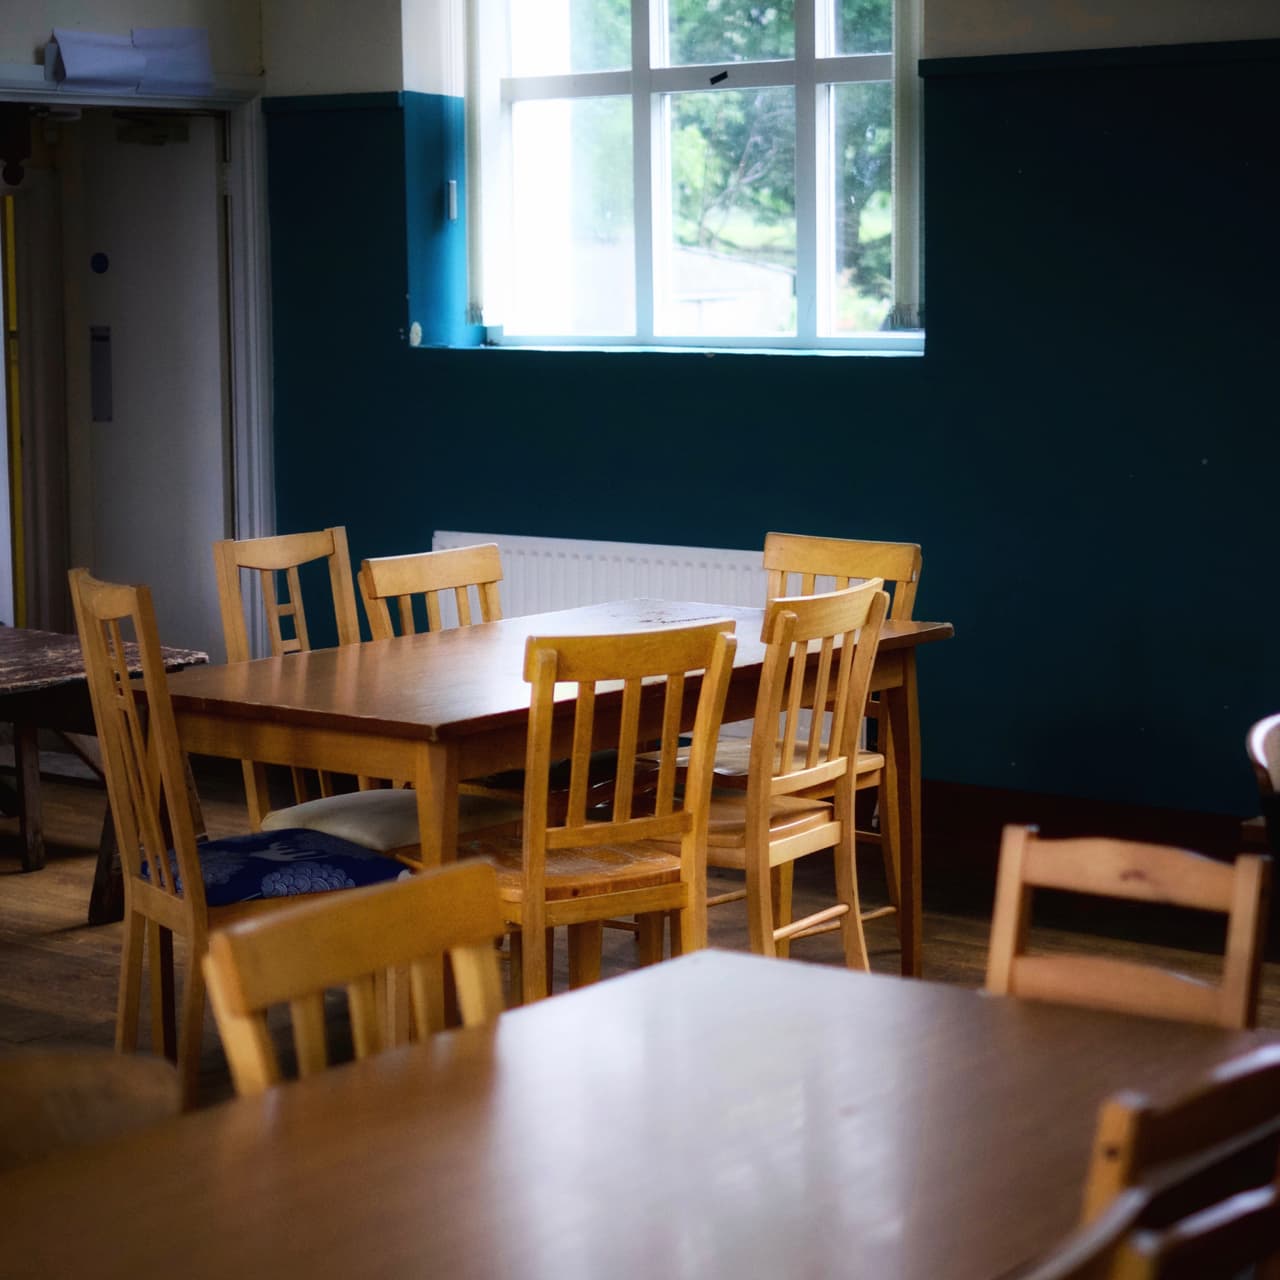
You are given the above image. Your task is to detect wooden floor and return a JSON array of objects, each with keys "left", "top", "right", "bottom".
[{"left": 3, "top": 763, "right": 1278, "bottom": 1107}]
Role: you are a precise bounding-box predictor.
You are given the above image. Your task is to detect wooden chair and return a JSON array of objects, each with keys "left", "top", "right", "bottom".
[
  {"left": 703, "top": 532, "right": 922, "bottom": 941},
  {"left": 461, "top": 620, "right": 738, "bottom": 1005},
  {"left": 692, "top": 581, "right": 889, "bottom": 965},
  {"left": 1018, "top": 1045, "right": 1280, "bottom": 1279},
  {"left": 0, "top": 1049, "right": 180, "bottom": 1172},
  {"left": 360, "top": 542, "right": 635, "bottom": 822},
  {"left": 1248, "top": 713, "right": 1280, "bottom": 855},
  {"left": 214, "top": 529, "right": 519, "bottom": 862},
  {"left": 203, "top": 861, "right": 506, "bottom": 1097},
  {"left": 69, "top": 568, "right": 409, "bottom": 1106},
  {"left": 358, "top": 542, "right": 503, "bottom": 639},
  {"left": 985, "top": 825, "right": 1272, "bottom": 1029}
]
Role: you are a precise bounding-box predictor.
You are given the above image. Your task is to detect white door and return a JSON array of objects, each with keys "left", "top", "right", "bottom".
[{"left": 72, "top": 108, "right": 229, "bottom": 659}]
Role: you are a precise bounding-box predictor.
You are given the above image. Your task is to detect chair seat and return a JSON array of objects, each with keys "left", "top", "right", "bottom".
[
  {"left": 261, "top": 788, "right": 521, "bottom": 852},
  {"left": 143, "top": 828, "right": 411, "bottom": 908},
  {"left": 705, "top": 791, "right": 834, "bottom": 847},
  {"left": 462, "top": 833, "right": 682, "bottom": 902},
  {"left": 701, "top": 739, "right": 885, "bottom": 783}
]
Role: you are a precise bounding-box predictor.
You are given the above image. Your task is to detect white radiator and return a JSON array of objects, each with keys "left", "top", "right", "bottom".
[{"left": 431, "top": 530, "right": 765, "bottom": 618}]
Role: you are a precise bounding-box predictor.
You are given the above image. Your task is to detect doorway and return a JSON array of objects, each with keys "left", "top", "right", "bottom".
[{"left": 0, "top": 92, "right": 271, "bottom": 660}]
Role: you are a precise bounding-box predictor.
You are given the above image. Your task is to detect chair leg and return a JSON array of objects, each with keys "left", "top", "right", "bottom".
[
  {"left": 745, "top": 851, "right": 777, "bottom": 958},
  {"left": 177, "top": 949, "right": 206, "bottom": 1109},
  {"left": 147, "top": 921, "right": 177, "bottom": 1061},
  {"left": 567, "top": 922, "right": 603, "bottom": 988},
  {"left": 116, "top": 910, "right": 145, "bottom": 1052},
  {"left": 508, "top": 930, "right": 523, "bottom": 1005},
  {"left": 833, "top": 811, "right": 870, "bottom": 972},
  {"left": 636, "top": 913, "right": 665, "bottom": 965},
  {"left": 519, "top": 923, "right": 551, "bottom": 1005},
  {"left": 771, "top": 864, "right": 794, "bottom": 960},
  {"left": 667, "top": 909, "right": 682, "bottom": 957}
]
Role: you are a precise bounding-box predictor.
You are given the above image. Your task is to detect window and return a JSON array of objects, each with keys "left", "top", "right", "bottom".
[{"left": 470, "top": 0, "right": 921, "bottom": 351}]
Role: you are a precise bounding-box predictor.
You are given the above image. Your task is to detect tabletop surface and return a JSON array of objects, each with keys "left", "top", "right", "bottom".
[
  {"left": 165, "top": 599, "right": 953, "bottom": 743},
  {"left": 0, "top": 951, "right": 1266, "bottom": 1280},
  {"left": 0, "top": 626, "right": 207, "bottom": 698}
]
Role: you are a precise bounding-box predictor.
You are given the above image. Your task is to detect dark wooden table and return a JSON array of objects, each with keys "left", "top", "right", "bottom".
[
  {"left": 166, "top": 600, "right": 953, "bottom": 975},
  {"left": 0, "top": 952, "right": 1269, "bottom": 1280},
  {"left": 0, "top": 626, "right": 206, "bottom": 922}
]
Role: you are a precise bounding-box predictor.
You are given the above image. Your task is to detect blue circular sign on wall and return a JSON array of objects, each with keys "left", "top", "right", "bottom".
[{"left": 90, "top": 252, "right": 109, "bottom": 274}]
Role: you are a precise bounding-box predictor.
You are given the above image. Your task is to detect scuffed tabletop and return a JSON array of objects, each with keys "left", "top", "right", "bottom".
[{"left": 0, "top": 627, "right": 208, "bottom": 697}]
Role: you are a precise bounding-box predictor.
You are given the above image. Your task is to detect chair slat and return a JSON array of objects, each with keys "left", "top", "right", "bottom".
[{"left": 289, "top": 994, "right": 329, "bottom": 1078}]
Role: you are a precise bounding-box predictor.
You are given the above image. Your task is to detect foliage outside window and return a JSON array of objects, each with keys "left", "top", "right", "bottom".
[{"left": 472, "top": 0, "right": 921, "bottom": 351}]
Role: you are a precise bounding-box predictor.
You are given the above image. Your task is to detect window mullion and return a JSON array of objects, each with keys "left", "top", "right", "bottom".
[
  {"left": 632, "top": 0, "right": 655, "bottom": 341},
  {"left": 794, "top": 0, "right": 818, "bottom": 342}
]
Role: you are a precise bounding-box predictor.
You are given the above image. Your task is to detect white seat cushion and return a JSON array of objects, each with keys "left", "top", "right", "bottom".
[{"left": 261, "top": 788, "right": 521, "bottom": 853}]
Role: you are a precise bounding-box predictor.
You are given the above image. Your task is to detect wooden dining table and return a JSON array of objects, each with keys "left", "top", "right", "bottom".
[
  {"left": 166, "top": 600, "right": 953, "bottom": 975},
  {"left": 0, "top": 951, "right": 1270, "bottom": 1280}
]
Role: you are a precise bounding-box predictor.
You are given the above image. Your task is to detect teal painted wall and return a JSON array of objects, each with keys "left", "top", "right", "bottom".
[{"left": 263, "top": 43, "right": 1280, "bottom": 818}]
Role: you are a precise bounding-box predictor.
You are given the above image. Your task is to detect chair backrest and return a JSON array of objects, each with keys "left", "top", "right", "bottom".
[
  {"left": 747, "top": 581, "right": 888, "bottom": 807},
  {"left": 763, "top": 531, "right": 921, "bottom": 620},
  {"left": 521, "top": 620, "right": 738, "bottom": 902},
  {"left": 1019, "top": 1046, "right": 1280, "bottom": 1280},
  {"left": 203, "top": 861, "right": 506, "bottom": 1097},
  {"left": 213, "top": 526, "right": 361, "bottom": 661},
  {"left": 358, "top": 542, "right": 504, "bottom": 640},
  {"left": 0, "top": 1049, "right": 181, "bottom": 1172},
  {"left": 1082, "top": 1044, "right": 1280, "bottom": 1223},
  {"left": 69, "top": 568, "right": 208, "bottom": 928},
  {"left": 985, "top": 825, "right": 1272, "bottom": 1029}
]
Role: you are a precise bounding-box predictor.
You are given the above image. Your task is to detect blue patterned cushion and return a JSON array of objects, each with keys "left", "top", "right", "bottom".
[{"left": 142, "top": 828, "right": 410, "bottom": 907}]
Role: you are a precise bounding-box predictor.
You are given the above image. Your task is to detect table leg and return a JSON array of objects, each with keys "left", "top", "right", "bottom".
[
  {"left": 14, "top": 721, "right": 45, "bottom": 871},
  {"left": 415, "top": 741, "right": 459, "bottom": 870},
  {"left": 397, "top": 741, "right": 460, "bottom": 1036},
  {"left": 883, "top": 653, "right": 923, "bottom": 977},
  {"left": 87, "top": 810, "right": 124, "bottom": 925}
]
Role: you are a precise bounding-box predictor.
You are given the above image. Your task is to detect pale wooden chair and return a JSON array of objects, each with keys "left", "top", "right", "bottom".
[
  {"left": 69, "top": 569, "right": 410, "bottom": 1106},
  {"left": 360, "top": 542, "right": 637, "bottom": 822},
  {"left": 700, "top": 532, "right": 921, "bottom": 942},
  {"left": 461, "top": 620, "right": 738, "bottom": 1005},
  {"left": 214, "top": 529, "right": 518, "bottom": 862},
  {"left": 690, "top": 581, "right": 889, "bottom": 965},
  {"left": 358, "top": 542, "right": 503, "bottom": 639},
  {"left": 1248, "top": 712, "right": 1280, "bottom": 855},
  {"left": 1018, "top": 1045, "right": 1280, "bottom": 1279},
  {"left": 985, "top": 825, "right": 1272, "bottom": 1029},
  {"left": 203, "top": 861, "right": 506, "bottom": 1097},
  {"left": 0, "top": 1049, "right": 180, "bottom": 1172}
]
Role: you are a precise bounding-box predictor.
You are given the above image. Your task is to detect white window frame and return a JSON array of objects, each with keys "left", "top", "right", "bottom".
[{"left": 468, "top": 0, "right": 922, "bottom": 352}]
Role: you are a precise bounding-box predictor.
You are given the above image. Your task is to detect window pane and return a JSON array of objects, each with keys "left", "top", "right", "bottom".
[
  {"left": 836, "top": 0, "right": 892, "bottom": 55},
  {"left": 830, "top": 81, "right": 892, "bottom": 335},
  {"left": 659, "top": 88, "right": 795, "bottom": 337},
  {"left": 508, "top": 98, "right": 635, "bottom": 335},
  {"left": 509, "top": 0, "right": 631, "bottom": 76},
  {"left": 667, "top": 0, "right": 794, "bottom": 66}
]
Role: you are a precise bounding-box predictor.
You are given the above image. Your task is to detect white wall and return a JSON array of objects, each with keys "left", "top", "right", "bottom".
[
  {"left": 924, "top": 0, "right": 1280, "bottom": 59},
  {"left": 401, "top": 0, "right": 463, "bottom": 96},
  {"left": 262, "top": 0, "right": 403, "bottom": 96},
  {"left": 0, "top": 0, "right": 261, "bottom": 75}
]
